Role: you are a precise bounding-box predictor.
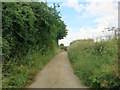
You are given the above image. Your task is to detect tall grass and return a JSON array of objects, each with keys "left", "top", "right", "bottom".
[
  {"left": 2, "top": 40, "right": 60, "bottom": 88},
  {"left": 67, "top": 38, "right": 120, "bottom": 88}
]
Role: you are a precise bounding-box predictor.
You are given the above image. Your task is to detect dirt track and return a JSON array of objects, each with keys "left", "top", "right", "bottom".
[{"left": 28, "top": 51, "right": 87, "bottom": 88}]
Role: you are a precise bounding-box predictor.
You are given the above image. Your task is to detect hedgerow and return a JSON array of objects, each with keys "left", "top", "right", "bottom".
[
  {"left": 2, "top": 2, "right": 67, "bottom": 88},
  {"left": 67, "top": 38, "right": 120, "bottom": 88}
]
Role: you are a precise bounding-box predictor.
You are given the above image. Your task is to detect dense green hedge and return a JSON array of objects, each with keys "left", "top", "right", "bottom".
[
  {"left": 2, "top": 2, "right": 67, "bottom": 65},
  {"left": 2, "top": 2, "right": 67, "bottom": 88},
  {"left": 2, "top": 39, "right": 60, "bottom": 88},
  {"left": 67, "top": 38, "right": 120, "bottom": 88}
]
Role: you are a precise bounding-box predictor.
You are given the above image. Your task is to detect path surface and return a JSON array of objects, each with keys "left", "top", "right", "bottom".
[{"left": 28, "top": 51, "right": 87, "bottom": 88}]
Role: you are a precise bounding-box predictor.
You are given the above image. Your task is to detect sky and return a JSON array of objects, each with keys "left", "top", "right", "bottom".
[{"left": 40, "top": 0, "right": 119, "bottom": 46}]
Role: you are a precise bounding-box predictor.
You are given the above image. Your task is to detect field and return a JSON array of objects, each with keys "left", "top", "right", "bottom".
[{"left": 67, "top": 38, "right": 120, "bottom": 88}]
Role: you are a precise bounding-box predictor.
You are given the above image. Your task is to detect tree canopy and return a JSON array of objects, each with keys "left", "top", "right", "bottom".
[{"left": 2, "top": 2, "right": 67, "bottom": 63}]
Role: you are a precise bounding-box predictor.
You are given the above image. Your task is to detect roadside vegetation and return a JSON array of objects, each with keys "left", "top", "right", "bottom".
[
  {"left": 59, "top": 44, "right": 67, "bottom": 51},
  {"left": 2, "top": 2, "right": 67, "bottom": 88},
  {"left": 67, "top": 38, "right": 119, "bottom": 88}
]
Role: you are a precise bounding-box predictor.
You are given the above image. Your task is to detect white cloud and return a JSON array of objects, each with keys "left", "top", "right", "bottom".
[
  {"left": 61, "top": 0, "right": 85, "bottom": 12},
  {"left": 85, "top": 0, "right": 118, "bottom": 28},
  {"left": 66, "top": 27, "right": 72, "bottom": 31},
  {"left": 59, "top": 0, "right": 118, "bottom": 46},
  {"left": 59, "top": 27, "right": 106, "bottom": 46}
]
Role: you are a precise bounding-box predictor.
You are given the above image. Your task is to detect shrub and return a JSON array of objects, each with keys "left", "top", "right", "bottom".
[
  {"left": 60, "top": 46, "right": 67, "bottom": 51},
  {"left": 67, "top": 38, "right": 120, "bottom": 88},
  {"left": 2, "top": 2, "right": 67, "bottom": 88}
]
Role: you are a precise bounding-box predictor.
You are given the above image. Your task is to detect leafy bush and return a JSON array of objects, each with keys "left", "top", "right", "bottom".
[
  {"left": 2, "top": 2, "right": 67, "bottom": 63},
  {"left": 2, "top": 40, "right": 60, "bottom": 88},
  {"left": 60, "top": 43, "right": 64, "bottom": 46},
  {"left": 2, "top": 2, "right": 66, "bottom": 88},
  {"left": 67, "top": 38, "right": 120, "bottom": 88},
  {"left": 60, "top": 46, "right": 67, "bottom": 51}
]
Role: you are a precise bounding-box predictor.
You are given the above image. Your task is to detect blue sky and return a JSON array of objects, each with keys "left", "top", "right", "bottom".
[
  {"left": 49, "top": 2, "right": 99, "bottom": 29},
  {"left": 46, "top": 0, "right": 118, "bottom": 46},
  {"left": 59, "top": 5, "right": 98, "bottom": 28}
]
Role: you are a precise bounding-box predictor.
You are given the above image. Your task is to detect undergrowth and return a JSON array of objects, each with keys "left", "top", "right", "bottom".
[
  {"left": 67, "top": 38, "right": 120, "bottom": 88},
  {"left": 2, "top": 40, "right": 60, "bottom": 88}
]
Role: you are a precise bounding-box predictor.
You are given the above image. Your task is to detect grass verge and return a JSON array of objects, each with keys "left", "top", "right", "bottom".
[
  {"left": 2, "top": 42, "right": 60, "bottom": 88},
  {"left": 67, "top": 38, "right": 120, "bottom": 88}
]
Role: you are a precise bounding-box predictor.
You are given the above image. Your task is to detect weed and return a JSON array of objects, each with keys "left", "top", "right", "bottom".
[{"left": 67, "top": 38, "right": 120, "bottom": 88}]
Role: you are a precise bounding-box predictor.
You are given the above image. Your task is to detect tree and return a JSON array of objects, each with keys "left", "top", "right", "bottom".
[
  {"left": 60, "top": 43, "right": 64, "bottom": 47},
  {"left": 2, "top": 2, "right": 68, "bottom": 62}
]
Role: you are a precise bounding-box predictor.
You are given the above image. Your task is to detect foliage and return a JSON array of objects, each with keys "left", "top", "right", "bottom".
[
  {"left": 67, "top": 38, "right": 120, "bottom": 88},
  {"left": 2, "top": 2, "right": 67, "bottom": 63},
  {"left": 2, "top": 41, "right": 60, "bottom": 88},
  {"left": 2, "top": 2, "right": 67, "bottom": 88},
  {"left": 59, "top": 44, "right": 67, "bottom": 51},
  {"left": 60, "top": 43, "right": 64, "bottom": 46},
  {"left": 70, "top": 39, "right": 94, "bottom": 45},
  {"left": 60, "top": 46, "right": 67, "bottom": 51}
]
